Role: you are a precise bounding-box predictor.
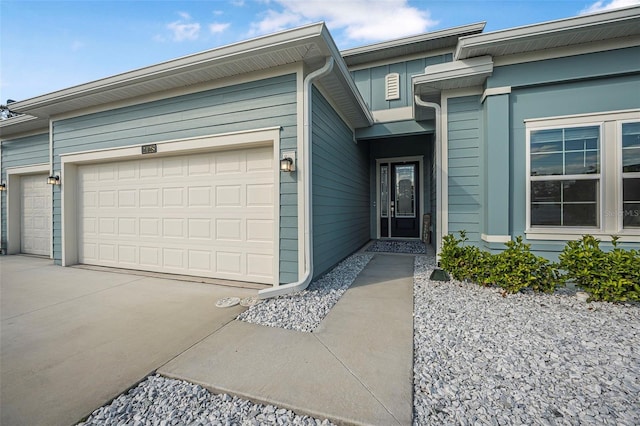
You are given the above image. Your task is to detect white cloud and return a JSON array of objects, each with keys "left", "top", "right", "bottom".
[
  {"left": 580, "top": 0, "right": 640, "bottom": 14},
  {"left": 167, "top": 12, "right": 201, "bottom": 41},
  {"left": 249, "top": 0, "right": 437, "bottom": 42},
  {"left": 209, "top": 22, "right": 231, "bottom": 34},
  {"left": 231, "top": 0, "right": 245, "bottom": 6}
]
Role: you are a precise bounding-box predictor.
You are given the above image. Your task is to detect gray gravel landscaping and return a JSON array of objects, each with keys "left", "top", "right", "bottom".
[
  {"left": 77, "top": 248, "right": 640, "bottom": 426},
  {"left": 413, "top": 255, "right": 640, "bottom": 425},
  {"left": 78, "top": 375, "right": 335, "bottom": 426},
  {"left": 236, "top": 252, "right": 373, "bottom": 332}
]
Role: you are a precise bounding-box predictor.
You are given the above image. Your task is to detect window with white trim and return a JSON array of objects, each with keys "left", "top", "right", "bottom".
[
  {"left": 525, "top": 110, "right": 640, "bottom": 239},
  {"left": 622, "top": 122, "right": 640, "bottom": 228}
]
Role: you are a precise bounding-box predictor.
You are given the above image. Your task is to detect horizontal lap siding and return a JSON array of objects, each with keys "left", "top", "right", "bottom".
[
  {"left": 312, "top": 88, "right": 369, "bottom": 277},
  {"left": 1, "top": 133, "right": 50, "bottom": 252},
  {"left": 448, "top": 96, "right": 482, "bottom": 245},
  {"left": 352, "top": 54, "right": 452, "bottom": 110},
  {"left": 52, "top": 74, "right": 298, "bottom": 281}
]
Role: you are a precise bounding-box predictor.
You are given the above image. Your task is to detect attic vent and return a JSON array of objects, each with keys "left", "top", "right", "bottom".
[{"left": 385, "top": 73, "right": 400, "bottom": 100}]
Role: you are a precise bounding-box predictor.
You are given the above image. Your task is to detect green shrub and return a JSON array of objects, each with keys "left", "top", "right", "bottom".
[
  {"left": 489, "top": 237, "right": 562, "bottom": 294},
  {"left": 559, "top": 235, "right": 640, "bottom": 302},
  {"left": 439, "top": 231, "right": 492, "bottom": 284}
]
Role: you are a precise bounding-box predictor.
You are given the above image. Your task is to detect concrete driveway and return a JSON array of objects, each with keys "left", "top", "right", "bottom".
[{"left": 0, "top": 255, "right": 256, "bottom": 426}]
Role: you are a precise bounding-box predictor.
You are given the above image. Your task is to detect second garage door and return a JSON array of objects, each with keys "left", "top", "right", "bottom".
[
  {"left": 21, "top": 174, "right": 52, "bottom": 256},
  {"left": 77, "top": 146, "right": 276, "bottom": 284}
]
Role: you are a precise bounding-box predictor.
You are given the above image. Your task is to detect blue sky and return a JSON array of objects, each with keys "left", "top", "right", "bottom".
[{"left": 1, "top": 0, "right": 638, "bottom": 102}]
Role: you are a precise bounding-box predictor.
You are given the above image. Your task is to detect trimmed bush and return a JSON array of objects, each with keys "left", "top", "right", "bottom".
[
  {"left": 558, "top": 235, "right": 640, "bottom": 302},
  {"left": 488, "top": 237, "right": 561, "bottom": 294},
  {"left": 439, "top": 232, "right": 561, "bottom": 294},
  {"left": 439, "top": 231, "right": 492, "bottom": 284}
]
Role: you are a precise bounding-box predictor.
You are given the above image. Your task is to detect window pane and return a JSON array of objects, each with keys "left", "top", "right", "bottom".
[
  {"left": 623, "top": 148, "right": 640, "bottom": 173},
  {"left": 623, "top": 203, "right": 640, "bottom": 228},
  {"left": 563, "top": 180, "right": 598, "bottom": 202},
  {"left": 565, "top": 151, "right": 599, "bottom": 175},
  {"left": 531, "top": 129, "right": 563, "bottom": 153},
  {"left": 624, "top": 178, "right": 640, "bottom": 202},
  {"left": 531, "top": 181, "right": 560, "bottom": 202},
  {"left": 564, "top": 204, "right": 598, "bottom": 227},
  {"left": 531, "top": 203, "right": 561, "bottom": 226},
  {"left": 531, "top": 153, "right": 563, "bottom": 176},
  {"left": 380, "top": 166, "right": 389, "bottom": 217},
  {"left": 622, "top": 122, "right": 640, "bottom": 149}
]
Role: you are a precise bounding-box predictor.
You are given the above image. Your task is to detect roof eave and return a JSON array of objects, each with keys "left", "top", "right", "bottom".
[
  {"left": 455, "top": 5, "right": 640, "bottom": 59},
  {"left": 413, "top": 55, "right": 494, "bottom": 95},
  {"left": 9, "top": 22, "right": 329, "bottom": 117},
  {"left": 0, "top": 115, "right": 49, "bottom": 139}
]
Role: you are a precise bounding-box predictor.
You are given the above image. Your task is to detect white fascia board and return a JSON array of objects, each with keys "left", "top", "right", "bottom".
[
  {"left": 320, "top": 28, "right": 374, "bottom": 127},
  {"left": 341, "top": 22, "right": 486, "bottom": 57},
  {"left": 413, "top": 56, "right": 493, "bottom": 90},
  {"left": 10, "top": 22, "right": 327, "bottom": 113},
  {"left": 455, "top": 5, "right": 640, "bottom": 59}
]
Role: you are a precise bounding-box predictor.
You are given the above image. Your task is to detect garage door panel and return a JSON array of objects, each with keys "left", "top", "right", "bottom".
[
  {"left": 21, "top": 174, "right": 52, "bottom": 256},
  {"left": 78, "top": 146, "right": 276, "bottom": 284}
]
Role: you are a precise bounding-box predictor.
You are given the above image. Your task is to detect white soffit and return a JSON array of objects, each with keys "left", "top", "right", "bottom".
[
  {"left": 0, "top": 115, "right": 49, "bottom": 139},
  {"left": 413, "top": 56, "right": 494, "bottom": 95},
  {"left": 455, "top": 6, "right": 640, "bottom": 60}
]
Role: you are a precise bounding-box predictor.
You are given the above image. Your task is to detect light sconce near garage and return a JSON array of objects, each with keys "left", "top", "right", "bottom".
[
  {"left": 280, "top": 151, "right": 296, "bottom": 172},
  {"left": 0, "top": 182, "right": 6, "bottom": 191},
  {"left": 47, "top": 175, "right": 60, "bottom": 185}
]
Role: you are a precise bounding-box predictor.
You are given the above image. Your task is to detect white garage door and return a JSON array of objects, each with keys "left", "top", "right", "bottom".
[
  {"left": 21, "top": 174, "right": 52, "bottom": 256},
  {"left": 77, "top": 146, "right": 276, "bottom": 284}
]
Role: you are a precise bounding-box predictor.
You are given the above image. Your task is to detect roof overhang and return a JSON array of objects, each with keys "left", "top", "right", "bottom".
[
  {"left": 456, "top": 6, "right": 640, "bottom": 60},
  {"left": 8, "top": 22, "right": 372, "bottom": 128},
  {"left": 413, "top": 55, "right": 494, "bottom": 98},
  {"left": 341, "top": 22, "right": 486, "bottom": 67},
  {"left": 0, "top": 115, "right": 49, "bottom": 139}
]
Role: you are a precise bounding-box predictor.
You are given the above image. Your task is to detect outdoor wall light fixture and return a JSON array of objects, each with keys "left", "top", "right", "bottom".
[
  {"left": 280, "top": 151, "right": 296, "bottom": 172},
  {"left": 47, "top": 175, "right": 60, "bottom": 185},
  {"left": 0, "top": 182, "right": 6, "bottom": 191}
]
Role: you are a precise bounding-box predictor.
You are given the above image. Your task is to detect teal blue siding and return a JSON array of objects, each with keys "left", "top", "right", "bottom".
[
  {"left": 51, "top": 74, "right": 299, "bottom": 280},
  {"left": 351, "top": 53, "right": 451, "bottom": 110},
  {"left": 485, "top": 48, "right": 640, "bottom": 257},
  {"left": 312, "top": 88, "right": 370, "bottom": 277},
  {"left": 447, "top": 96, "right": 482, "bottom": 245},
  {"left": 1, "top": 133, "right": 50, "bottom": 252},
  {"left": 487, "top": 46, "right": 640, "bottom": 89}
]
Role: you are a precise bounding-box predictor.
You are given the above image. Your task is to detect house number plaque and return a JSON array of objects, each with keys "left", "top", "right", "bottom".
[{"left": 141, "top": 144, "right": 157, "bottom": 154}]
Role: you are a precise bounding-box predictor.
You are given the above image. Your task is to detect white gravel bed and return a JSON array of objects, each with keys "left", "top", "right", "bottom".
[
  {"left": 413, "top": 255, "right": 640, "bottom": 426},
  {"left": 78, "top": 374, "right": 334, "bottom": 426},
  {"left": 237, "top": 253, "right": 373, "bottom": 332}
]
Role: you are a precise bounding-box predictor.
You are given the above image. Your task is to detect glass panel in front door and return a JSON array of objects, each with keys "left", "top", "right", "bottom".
[{"left": 395, "top": 165, "right": 415, "bottom": 218}]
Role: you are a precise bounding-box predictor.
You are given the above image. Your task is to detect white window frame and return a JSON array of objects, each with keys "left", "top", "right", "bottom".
[
  {"left": 525, "top": 109, "right": 640, "bottom": 242},
  {"left": 619, "top": 119, "right": 640, "bottom": 232}
]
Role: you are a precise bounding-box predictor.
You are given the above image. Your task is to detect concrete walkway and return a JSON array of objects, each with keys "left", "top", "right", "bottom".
[
  {"left": 160, "top": 254, "right": 415, "bottom": 425},
  {"left": 0, "top": 255, "right": 255, "bottom": 426}
]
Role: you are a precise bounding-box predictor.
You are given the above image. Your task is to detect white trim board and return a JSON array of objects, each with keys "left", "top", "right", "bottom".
[
  {"left": 60, "top": 127, "right": 282, "bottom": 286},
  {"left": 5, "top": 163, "right": 52, "bottom": 257}
]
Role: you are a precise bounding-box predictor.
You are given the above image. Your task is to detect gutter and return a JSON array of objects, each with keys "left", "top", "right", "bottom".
[
  {"left": 258, "top": 57, "right": 335, "bottom": 299},
  {"left": 414, "top": 95, "right": 442, "bottom": 259}
]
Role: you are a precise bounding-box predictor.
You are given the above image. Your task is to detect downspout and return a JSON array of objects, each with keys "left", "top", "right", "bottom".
[
  {"left": 414, "top": 95, "right": 442, "bottom": 259},
  {"left": 258, "top": 57, "right": 335, "bottom": 299}
]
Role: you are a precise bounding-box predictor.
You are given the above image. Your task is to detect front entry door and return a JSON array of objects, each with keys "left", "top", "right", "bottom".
[{"left": 380, "top": 161, "right": 420, "bottom": 238}]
